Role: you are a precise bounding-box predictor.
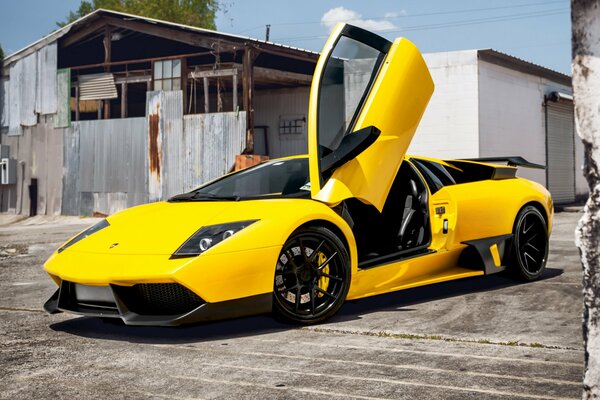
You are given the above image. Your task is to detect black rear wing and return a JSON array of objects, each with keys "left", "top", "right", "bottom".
[{"left": 462, "top": 156, "right": 545, "bottom": 170}]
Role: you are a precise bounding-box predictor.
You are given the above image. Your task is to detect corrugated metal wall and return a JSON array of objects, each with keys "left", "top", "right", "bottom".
[
  {"left": 0, "top": 119, "right": 63, "bottom": 215},
  {"left": 254, "top": 87, "right": 309, "bottom": 158},
  {"left": 6, "top": 42, "right": 58, "bottom": 135},
  {"left": 35, "top": 43, "right": 58, "bottom": 115},
  {"left": 148, "top": 90, "right": 245, "bottom": 201},
  {"left": 62, "top": 117, "right": 148, "bottom": 216},
  {"left": 0, "top": 79, "right": 8, "bottom": 128},
  {"left": 61, "top": 91, "right": 245, "bottom": 215},
  {"left": 546, "top": 100, "right": 576, "bottom": 204},
  {"left": 182, "top": 112, "right": 246, "bottom": 191}
]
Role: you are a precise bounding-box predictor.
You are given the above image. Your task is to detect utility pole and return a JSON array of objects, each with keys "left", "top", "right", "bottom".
[
  {"left": 572, "top": 0, "right": 600, "bottom": 398},
  {"left": 265, "top": 24, "right": 271, "bottom": 41}
]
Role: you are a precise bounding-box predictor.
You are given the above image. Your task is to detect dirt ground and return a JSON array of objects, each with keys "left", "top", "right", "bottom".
[{"left": 0, "top": 211, "right": 584, "bottom": 399}]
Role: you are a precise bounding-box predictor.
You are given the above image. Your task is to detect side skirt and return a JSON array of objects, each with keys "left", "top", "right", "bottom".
[{"left": 461, "top": 234, "right": 513, "bottom": 275}]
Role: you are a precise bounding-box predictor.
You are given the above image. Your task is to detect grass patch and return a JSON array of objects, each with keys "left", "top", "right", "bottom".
[{"left": 304, "top": 327, "right": 575, "bottom": 350}]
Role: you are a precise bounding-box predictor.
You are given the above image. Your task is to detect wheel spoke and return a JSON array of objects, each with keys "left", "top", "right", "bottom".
[
  {"left": 308, "top": 240, "right": 326, "bottom": 263},
  {"left": 297, "top": 239, "right": 309, "bottom": 262},
  {"left": 318, "top": 271, "right": 342, "bottom": 282},
  {"left": 310, "top": 286, "right": 316, "bottom": 315},
  {"left": 317, "top": 251, "right": 338, "bottom": 270},
  {"left": 294, "top": 286, "right": 302, "bottom": 313},
  {"left": 522, "top": 217, "right": 533, "bottom": 234},
  {"left": 315, "top": 286, "right": 336, "bottom": 300},
  {"left": 524, "top": 252, "right": 537, "bottom": 271},
  {"left": 524, "top": 241, "right": 540, "bottom": 252},
  {"left": 285, "top": 250, "right": 299, "bottom": 270}
]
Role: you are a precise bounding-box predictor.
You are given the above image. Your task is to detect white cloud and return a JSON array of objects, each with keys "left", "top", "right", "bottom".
[
  {"left": 321, "top": 7, "right": 397, "bottom": 32},
  {"left": 384, "top": 10, "right": 407, "bottom": 19}
]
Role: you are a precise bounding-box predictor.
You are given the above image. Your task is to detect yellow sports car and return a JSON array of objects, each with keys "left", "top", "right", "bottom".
[{"left": 43, "top": 23, "right": 552, "bottom": 326}]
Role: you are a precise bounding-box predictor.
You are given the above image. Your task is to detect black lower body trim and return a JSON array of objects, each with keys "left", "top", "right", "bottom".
[
  {"left": 461, "top": 234, "right": 513, "bottom": 275},
  {"left": 43, "top": 281, "right": 272, "bottom": 326}
]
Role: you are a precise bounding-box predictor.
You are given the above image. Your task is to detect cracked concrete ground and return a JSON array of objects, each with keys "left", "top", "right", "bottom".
[{"left": 0, "top": 212, "right": 584, "bottom": 399}]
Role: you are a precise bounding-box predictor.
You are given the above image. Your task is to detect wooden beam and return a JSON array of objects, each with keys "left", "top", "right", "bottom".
[
  {"left": 69, "top": 50, "right": 213, "bottom": 71},
  {"left": 189, "top": 68, "right": 239, "bottom": 79},
  {"left": 114, "top": 75, "right": 151, "bottom": 84},
  {"left": 254, "top": 66, "right": 312, "bottom": 85},
  {"left": 60, "top": 18, "right": 107, "bottom": 48},
  {"left": 256, "top": 46, "right": 319, "bottom": 63},
  {"left": 102, "top": 16, "right": 238, "bottom": 51},
  {"left": 242, "top": 46, "right": 258, "bottom": 153}
]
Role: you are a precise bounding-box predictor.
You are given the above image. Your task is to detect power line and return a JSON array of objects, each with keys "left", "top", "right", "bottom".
[
  {"left": 273, "top": 8, "right": 568, "bottom": 43},
  {"left": 232, "top": 0, "right": 566, "bottom": 35}
]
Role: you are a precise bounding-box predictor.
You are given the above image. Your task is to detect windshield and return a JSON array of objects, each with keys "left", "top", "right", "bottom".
[
  {"left": 317, "top": 36, "right": 385, "bottom": 163},
  {"left": 170, "top": 158, "right": 310, "bottom": 201}
]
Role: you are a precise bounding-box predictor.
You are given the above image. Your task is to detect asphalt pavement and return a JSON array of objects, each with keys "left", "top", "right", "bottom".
[{"left": 0, "top": 211, "right": 584, "bottom": 399}]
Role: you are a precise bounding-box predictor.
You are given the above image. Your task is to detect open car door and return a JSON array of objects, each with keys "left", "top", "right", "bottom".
[{"left": 308, "top": 23, "right": 434, "bottom": 212}]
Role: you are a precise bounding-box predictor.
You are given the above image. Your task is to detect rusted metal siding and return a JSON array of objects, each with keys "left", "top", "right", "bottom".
[
  {"left": 62, "top": 118, "right": 148, "bottom": 215},
  {"left": 146, "top": 90, "right": 246, "bottom": 200},
  {"left": 253, "top": 87, "right": 309, "bottom": 158},
  {"left": 146, "top": 90, "right": 183, "bottom": 201}
]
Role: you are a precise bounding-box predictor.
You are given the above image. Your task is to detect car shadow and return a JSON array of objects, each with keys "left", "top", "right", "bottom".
[
  {"left": 50, "top": 267, "right": 563, "bottom": 344},
  {"left": 333, "top": 267, "right": 563, "bottom": 322}
]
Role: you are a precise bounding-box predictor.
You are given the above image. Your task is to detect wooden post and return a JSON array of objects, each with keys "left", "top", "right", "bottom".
[
  {"left": 121, "top": 82, "right": 127, "bottom": 118},
  {"left": 103, "top": 26, "right": 112, "bottom": 119},
  {"left": 75, "top": 85, "right": 80, "bottom": 122},
  {"left": 242, "top": 46, "right": 257, "bottom": 153},
  {"left": 203, "top": 77, "right": 209, "bottom": 113},
  {"left": 182, "top": 58, "right": 188, "bottom": 114},
  {"left": 232, "top": 70, "right": 238, "bottom": 112}
]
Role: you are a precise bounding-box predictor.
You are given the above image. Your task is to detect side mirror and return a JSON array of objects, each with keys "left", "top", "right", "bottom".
[{"left": 321, "top": 125, "right": 381, "bottom": 173}]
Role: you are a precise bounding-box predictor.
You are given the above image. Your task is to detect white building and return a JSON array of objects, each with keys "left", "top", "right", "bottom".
[{"left": 411, "top": 49, "right": 583, "bottom": 204}]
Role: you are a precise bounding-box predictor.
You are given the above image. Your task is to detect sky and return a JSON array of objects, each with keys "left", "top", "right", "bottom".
[{"left": 0, "top": 0, "right": 571, "bottom": 74}]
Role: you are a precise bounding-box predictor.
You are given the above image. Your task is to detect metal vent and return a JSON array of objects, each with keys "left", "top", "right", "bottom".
[
  {"left": 116, "top": 283, "right": 205, "bottom": 316},
  {"left": 78, "top": 73, "right": 118, "bottom": 101}
]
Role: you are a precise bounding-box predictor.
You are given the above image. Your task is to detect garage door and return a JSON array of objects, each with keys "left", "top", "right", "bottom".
[{"left": 546, "top": 100, "right": 575, "bottom": 204}]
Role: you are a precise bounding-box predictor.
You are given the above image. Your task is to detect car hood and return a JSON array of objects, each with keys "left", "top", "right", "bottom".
[{"left": 64, "top": 199, "right": 306, "bottom": 256}]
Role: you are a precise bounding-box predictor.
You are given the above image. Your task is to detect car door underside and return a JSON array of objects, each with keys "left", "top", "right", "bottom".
[{"left": 338, "top": 161, "right": 432, "bottom": 268}]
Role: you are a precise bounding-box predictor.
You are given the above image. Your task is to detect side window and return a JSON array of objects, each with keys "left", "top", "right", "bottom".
[
  {"left": 411, "top": 160, "right": 444, "bottom": 194},
  {"left": 422, "top": 160, "right": 457, "bottom": 186}
]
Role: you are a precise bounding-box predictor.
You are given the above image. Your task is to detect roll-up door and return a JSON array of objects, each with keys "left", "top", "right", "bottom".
[{"left": 546, "top": 99, "right": 575, "bottom": 204}]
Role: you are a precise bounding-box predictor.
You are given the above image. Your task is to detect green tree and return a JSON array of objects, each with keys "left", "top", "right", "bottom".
[
  {"left": 57, "top": 0, "right": 219, "bottom": 30},
  {"left": 0, "top": 44, "right": 4, "bottom": 61}
]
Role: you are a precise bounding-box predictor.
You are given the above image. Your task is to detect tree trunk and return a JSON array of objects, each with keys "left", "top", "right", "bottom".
[{"left": 572, "top": 1, "right": 600, "bottom": 398}]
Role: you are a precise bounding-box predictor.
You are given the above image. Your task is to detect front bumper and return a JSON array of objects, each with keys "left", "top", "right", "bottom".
[{"left": 44, "top": 280, "right": 272, "bottom": 326}]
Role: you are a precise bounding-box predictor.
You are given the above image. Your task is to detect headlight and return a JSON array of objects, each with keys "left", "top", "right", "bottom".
[
  {"left": 172, "top": 220, "right": 258, "bottom": 258},
  {"left": 58, "top": 219, "right": 110, "bottom": 253}
]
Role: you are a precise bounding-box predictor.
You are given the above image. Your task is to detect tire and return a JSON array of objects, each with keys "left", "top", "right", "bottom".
[
  {"left": 507, "top": 205, "right": 549, "bottom": 281},
  {"left": 273, "top": 226, "right": 350, "bottom": 324}
]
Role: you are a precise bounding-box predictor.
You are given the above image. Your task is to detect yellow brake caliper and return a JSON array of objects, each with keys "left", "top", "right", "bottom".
[{"left": 317, "top": 252, "right": 330, "bottom": 297}]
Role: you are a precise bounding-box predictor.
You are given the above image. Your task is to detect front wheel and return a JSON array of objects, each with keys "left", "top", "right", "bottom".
[
  {"left": 507, "top": 205, "right": 549, "bottom": 281},
  {"left": 273, "top": 226, "right": 350, "bottom": 324}
]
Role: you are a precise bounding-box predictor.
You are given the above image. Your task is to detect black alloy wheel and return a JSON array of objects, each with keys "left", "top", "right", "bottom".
[
  {"left": 273, "top": 226, "right": 350, "bottom": 324},
  {"left": 508, "top": 205, "right": 549, "bottom": 281}
]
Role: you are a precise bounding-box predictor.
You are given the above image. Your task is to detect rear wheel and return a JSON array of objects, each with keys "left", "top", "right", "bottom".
[
  {"left": 273, "top": 226, "right": 350, "bottom": 324},
  {"left": 507, "top": 206, "right": 549, "bottom": 281}
]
